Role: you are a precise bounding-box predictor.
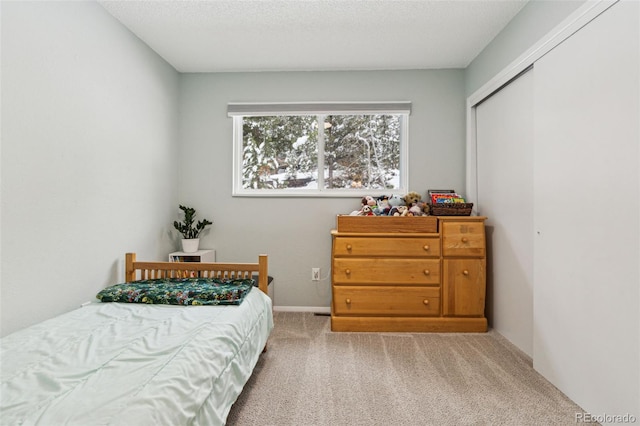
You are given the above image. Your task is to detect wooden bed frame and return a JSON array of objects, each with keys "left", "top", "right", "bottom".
[{"left": 125, "top": 253, "right": 269, "bottom": 296}]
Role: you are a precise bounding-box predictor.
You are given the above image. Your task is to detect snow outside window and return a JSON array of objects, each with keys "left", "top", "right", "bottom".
[{"left": 229, "top": 102, "right": 410, "bottom": 197}]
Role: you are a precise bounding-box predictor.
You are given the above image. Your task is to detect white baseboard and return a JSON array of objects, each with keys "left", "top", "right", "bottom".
[{"left": 273, "top": 306, "right": 331, "bottom": 314}]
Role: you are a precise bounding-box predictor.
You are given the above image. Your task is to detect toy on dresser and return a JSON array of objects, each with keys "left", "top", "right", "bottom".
[
  {"left": 373, "top": 195, "right": 391, "bottom": 216},
  {"left": 403, "top": 191, "right": 430, "bottom": 216},
  {"left": 387, "top": 194, "right": 403, "bottom": 216},
  {"left": 349, "top": 196, "right": 377, "bottom": 216},
  {"left": 349, "top": 192, "right": 430, "bottom": 216}
]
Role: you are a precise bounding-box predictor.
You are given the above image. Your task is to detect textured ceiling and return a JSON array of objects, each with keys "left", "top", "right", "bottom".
[{"left": 98, "top": 0, "right": 528, "bottom": 73}]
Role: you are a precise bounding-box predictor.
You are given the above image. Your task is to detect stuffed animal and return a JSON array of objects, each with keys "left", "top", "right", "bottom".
[
  {"left": 349, "top": 204, "right": 375, "bottom": 216},
  {"left": 401, "top": 191, "right": 423, "bottom": 216},
  {"left": 388, "top": 194, "right": 405, "bottom": 208},
  {"left": 403, "top": 191, "right": 422, "bottom": 207},
  {"left": 409, "top": 204, "right": 423, "bottom": 216},
  {"left": 361, "top": 196, "right": 377, "bottom": 208},
  {"left": 374, "top": 195, "right": 391, "bottom": 216},
  {"left": 360, "top": 205, "right": 374, "bottom": 216},
  {"left": 393, "top": 205, "right": 409, "bottom": 216}
]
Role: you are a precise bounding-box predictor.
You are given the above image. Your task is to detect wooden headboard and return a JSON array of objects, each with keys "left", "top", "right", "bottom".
[{"left": 125, "top": 253, "right": 269, "bottom": 295}]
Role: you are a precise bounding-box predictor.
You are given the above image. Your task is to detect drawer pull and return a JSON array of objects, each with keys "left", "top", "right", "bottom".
[
  {"left": 345, "top": 298, "right": 352, "bottom": 305},
  {"left": 346, "top": 244, "right": 352, "bottom": 251},
  {"left": 463, "top": 270, "right": 469, "bottom": 276},
  {"left": 345, "top": 269, "right": 351, "bottom": 275},
  {"left": 424, "top": 269, "right": 430, "bottom": 275},
  {"left": 423, "top": 245, "right": 430, "bottom": 251},
  {"left": 461, "top": 237, "right": 469, "bottom": 243},
  {"left": 423, "top": 299, "right": 429, "bottom": 305}
]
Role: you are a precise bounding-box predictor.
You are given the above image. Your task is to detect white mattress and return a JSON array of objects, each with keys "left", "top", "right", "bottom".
[{"left": 0, "top": 288, "right": 273, "bottom": 426}]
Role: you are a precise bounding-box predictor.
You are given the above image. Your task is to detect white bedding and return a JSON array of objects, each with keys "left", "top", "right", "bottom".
[{"left": 0, "top": 288, "right": 273, "bottom": 426}]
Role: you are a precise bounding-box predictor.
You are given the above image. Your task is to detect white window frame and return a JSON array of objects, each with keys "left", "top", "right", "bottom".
[{"left": 229, "top": 102, "right": 411, "bottom": 197}]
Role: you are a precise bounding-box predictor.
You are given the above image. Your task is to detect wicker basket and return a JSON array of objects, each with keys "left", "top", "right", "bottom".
[{"left": 428, "top": 203, "right": 473, "bottom": 216}]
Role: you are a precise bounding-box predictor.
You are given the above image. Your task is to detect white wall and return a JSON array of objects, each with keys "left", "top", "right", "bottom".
[
  {"left": 1, "top": 1, "right": 180, "bottom": 336},
  {"left": 178, "top": 70, "right": 466, "bottom": 308}
]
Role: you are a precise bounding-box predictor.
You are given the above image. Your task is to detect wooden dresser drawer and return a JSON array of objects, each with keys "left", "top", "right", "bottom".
[
  {"left": 443, "top": 259, "right": 486, "bottom": 317},
  {"left": 333, "top": 258, "right": 441, "bottom": 285},
  {"left": 442, "top": 221, "right": 486, "bottom": 257},
  {"left": 333, "top": 286, "right": 440, "bottom": 316},
  {"left": 337, "top": 215, "right": 437, "bottom": 233},
  {"left": 333, "top": 236, "right": 440, "bottom": 257}
]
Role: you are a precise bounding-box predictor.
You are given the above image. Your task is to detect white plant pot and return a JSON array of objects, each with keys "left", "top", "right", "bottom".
[{"left": 181, "top": 238, "right": 199, "bottom": 253}]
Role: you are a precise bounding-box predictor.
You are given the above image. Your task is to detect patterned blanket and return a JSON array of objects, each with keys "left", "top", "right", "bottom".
[{"left": 96, "top": 277, "right": 254, "bottom": 306}]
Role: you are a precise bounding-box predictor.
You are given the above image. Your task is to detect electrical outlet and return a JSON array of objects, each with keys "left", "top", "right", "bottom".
[{"left": 312, "top": 268, "right": 320, "bottom": 281}]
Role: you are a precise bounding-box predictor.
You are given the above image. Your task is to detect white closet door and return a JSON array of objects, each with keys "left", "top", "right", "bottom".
[
  {"left": 476, "top": 69, "right": 534, "bottom": 357},
  {"left": 533, "top": 0, "right": 639, "bottom": 417}
]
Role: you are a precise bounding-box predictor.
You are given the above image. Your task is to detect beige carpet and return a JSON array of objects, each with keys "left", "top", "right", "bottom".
[{"left": 226, "top": 312, "right": 593, "bottom": 426}]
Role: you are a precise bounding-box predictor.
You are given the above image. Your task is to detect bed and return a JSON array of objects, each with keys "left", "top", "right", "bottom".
[{"left": 0, "top": 253, "right": 273, "bottom": 426}]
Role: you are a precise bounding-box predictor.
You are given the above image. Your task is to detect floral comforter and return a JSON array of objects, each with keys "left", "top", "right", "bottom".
[{"left": 96, "top": 277, "right": 254, "bottom": 305}]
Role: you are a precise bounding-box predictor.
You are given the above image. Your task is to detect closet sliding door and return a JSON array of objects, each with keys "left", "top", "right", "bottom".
[
  {"left": 533, "top": 0, "right": 639, "bottom": 416},
  {"left": 475, "top": 69, "right": 534, "bottom": 357}
]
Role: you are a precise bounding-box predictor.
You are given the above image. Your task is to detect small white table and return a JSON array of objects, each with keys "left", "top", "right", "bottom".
[{"left": 168, "top": 249, "right": 216, "bottom": 263}]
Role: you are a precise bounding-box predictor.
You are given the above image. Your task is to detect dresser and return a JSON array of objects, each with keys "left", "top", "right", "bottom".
[{"left": 331, "top": 215, "right": 487, "bottom": 332}]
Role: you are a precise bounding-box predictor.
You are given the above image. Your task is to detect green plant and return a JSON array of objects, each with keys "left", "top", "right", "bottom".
[{"left": 173, "top": 205, "right": 213, "bottom": 239}]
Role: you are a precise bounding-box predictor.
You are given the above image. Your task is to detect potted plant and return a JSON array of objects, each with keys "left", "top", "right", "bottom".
[{"left": 173, "top": 205, "right": 213, "bottom": 253}]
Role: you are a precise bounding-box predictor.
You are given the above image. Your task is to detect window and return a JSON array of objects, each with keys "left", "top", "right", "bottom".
[{"left": 229, "top": 102, "right": 410, "bottom": 197}]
